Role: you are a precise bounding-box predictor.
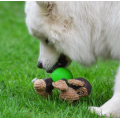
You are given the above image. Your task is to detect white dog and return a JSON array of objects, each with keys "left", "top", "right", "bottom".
[{"left": 25, "top": 1, "right": 120, "bottom": 117}]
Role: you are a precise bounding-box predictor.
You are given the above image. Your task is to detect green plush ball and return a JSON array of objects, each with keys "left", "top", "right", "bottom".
[{"left": 51, "top": 68, "right": 73, "bottom": 83}]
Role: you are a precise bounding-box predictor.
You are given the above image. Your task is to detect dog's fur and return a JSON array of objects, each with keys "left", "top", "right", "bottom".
[{"left": 25, "top": 1, "right": 120, "bottom": 117}]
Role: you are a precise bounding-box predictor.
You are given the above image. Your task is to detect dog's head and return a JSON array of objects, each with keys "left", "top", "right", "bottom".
[
  {"left": 25, "top": 1, "right": 97, "bottom": 72},
  {"left": 25, "top": 1, "right": 72, "bottom": 73}
]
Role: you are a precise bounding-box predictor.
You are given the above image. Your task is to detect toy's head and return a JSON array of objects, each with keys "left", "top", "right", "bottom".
[{"left": 52, "top": 78, "right": 92, "bottom": 102}]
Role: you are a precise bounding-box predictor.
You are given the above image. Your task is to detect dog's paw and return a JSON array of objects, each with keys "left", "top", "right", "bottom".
[
  {"left": 89, "top": 106, "right": 117, "bottom": 117},
  {"left": 89, "top": 97, "right": 120, "bottom": 117},
  {"left": 89, "top": 106, "right": 105, "bottom": 116}
]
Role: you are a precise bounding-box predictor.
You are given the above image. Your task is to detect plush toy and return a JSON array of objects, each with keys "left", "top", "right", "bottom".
[{"left": 32, "top": 68, "right": 92, "bottom": 102}]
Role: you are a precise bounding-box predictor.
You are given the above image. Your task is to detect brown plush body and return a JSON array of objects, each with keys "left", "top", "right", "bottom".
[{"left": 34, "top": 77, "right": 92, "bottom": 102}]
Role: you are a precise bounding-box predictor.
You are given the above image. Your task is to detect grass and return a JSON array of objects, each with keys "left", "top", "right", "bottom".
[{"left": 0, "top": 1, "right": 119, "bottom": 118}]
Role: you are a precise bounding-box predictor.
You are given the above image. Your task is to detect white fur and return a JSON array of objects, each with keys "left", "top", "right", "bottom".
[{"left": 25, "top": 1, "right": 120, "bottom": 117}]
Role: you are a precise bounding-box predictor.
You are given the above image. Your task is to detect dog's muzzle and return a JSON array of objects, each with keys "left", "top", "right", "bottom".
[
  {"left": 37, "top": 54, "right": 71, "bottom": 73},
  {"left": 47, "top": 54, "right": 71, "bottom": 73}
]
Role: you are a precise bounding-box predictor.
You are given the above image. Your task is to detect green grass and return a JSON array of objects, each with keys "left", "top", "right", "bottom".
[{"left": 0, "top": 1, "right": 119, "bottom": 118}]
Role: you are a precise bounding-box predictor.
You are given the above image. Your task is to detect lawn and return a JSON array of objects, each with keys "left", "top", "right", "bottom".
[{"left": 0, "top": 1, "right": 119, "bottom": 118}]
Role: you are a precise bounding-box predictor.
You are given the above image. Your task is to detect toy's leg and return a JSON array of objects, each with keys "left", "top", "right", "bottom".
[
  {"left": 34, "top": 78, "right": 54, "bottom": 99},
  {"left": 89, "top": 66, "right": 120, "bottom": 117}
]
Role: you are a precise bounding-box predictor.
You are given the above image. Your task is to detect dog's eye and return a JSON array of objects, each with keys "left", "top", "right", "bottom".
[{"left": 45, "top": 39, "right": 49, "bottom": 44}]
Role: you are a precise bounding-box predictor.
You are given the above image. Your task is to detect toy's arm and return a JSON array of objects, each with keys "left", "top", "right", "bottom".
[{"left": 52, "top": 80, "right": 68, "bottom": 91}]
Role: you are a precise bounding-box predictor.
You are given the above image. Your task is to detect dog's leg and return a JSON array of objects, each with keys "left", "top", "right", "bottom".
[{"left": 89, "top": 65, "right": 120, "bottom": 117}]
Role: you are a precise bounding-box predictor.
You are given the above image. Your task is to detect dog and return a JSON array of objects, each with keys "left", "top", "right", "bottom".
[{"left": 25, "top": 1, "right": 120, "bottom": 117}]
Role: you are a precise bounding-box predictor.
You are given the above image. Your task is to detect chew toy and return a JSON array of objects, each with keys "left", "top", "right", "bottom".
[
  {"left": 51, "top": 68, "right": 73, "bottom": 83},
  {"left": 32, "top": 68, "right": 92, "bottom": 102}
]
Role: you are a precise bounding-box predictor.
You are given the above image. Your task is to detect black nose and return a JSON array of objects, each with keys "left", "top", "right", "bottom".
[{"left": 37, "top": 62, "right": 43, "bottom": 69}]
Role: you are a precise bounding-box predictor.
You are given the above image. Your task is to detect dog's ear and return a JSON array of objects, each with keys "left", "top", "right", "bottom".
[
  {"left": 36, "top": 1, "right": 54, "bottom": 13},
  {"left": 36, "top": 1, "right": 45, "bottom": 9}
]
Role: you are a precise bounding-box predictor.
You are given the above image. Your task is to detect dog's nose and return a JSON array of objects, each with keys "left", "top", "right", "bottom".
[{"left": 37, "top": 62, "right": 43, "bottom": 69}]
